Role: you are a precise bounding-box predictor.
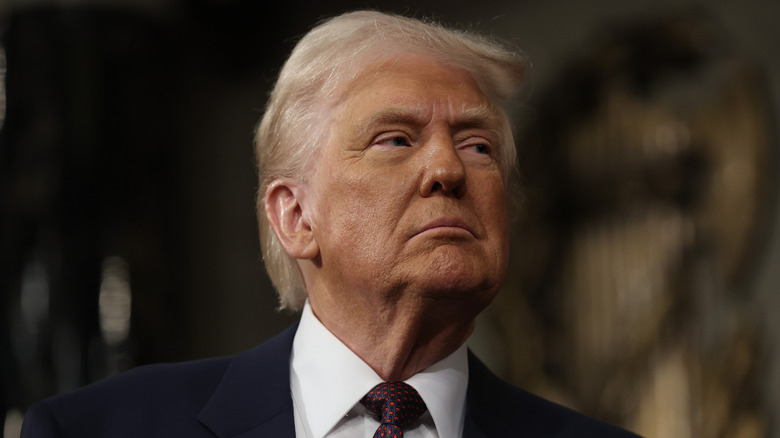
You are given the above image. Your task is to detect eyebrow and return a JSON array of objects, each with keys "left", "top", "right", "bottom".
[
  {"left": 358, "top": 108, "right": 427, "bottom": 131},
  {"left": 355, "top": 103, "right": 504, "bottom": 138},
  {"left": 455, "top": 103, "right": 504, "bottom": 133}
]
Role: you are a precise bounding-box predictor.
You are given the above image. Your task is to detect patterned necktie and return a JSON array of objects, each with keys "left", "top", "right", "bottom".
[{"left": 360, "top": 381, "right": 428, "bottom": 438}]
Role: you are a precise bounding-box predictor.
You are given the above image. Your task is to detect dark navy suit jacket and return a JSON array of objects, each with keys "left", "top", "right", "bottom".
[{"left": 21, "top": 324, "right": 639, "bottom": 437}]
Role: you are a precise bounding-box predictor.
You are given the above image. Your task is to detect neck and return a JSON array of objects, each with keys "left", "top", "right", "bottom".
[{"left": 307, "top": 289, "right": 479, "bottom": 381}]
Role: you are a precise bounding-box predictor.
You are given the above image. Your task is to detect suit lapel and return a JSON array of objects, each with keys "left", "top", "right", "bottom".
[
  {"left": 464, "top": 351, "right": 490, "bottom": 438},
  {"left": 198, "top": 324, "right": 299, "bottom": 438},
  {"left": 463, "top": 409, "right": 489, "bottom": 438}
]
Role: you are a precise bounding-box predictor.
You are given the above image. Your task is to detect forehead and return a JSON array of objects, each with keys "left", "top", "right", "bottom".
[{"left": 332, "top": 54, "right": 501, "bottom": 128}]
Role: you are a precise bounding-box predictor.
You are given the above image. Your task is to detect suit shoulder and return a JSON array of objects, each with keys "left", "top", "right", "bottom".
[
  {"left": 63, "top": 355, "right": 232, "bottom": 405},
  {"left": 21, "top": 400, "right": 62, "bottom": 438},
  {"left": 467, "top": 352, "right": 641, "bottom": 437},
  {"left": 23, "top": 356, "right": 233, "bottom": 438}
]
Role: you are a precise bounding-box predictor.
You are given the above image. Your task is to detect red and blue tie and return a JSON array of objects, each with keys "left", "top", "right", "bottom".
[{"left": 360, "top": 381, "right": 428, "bottom": 438}]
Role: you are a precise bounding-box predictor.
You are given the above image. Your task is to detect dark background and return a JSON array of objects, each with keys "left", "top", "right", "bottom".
[{"left": 1, "top": 0, "right": 779, "bottom": 436}]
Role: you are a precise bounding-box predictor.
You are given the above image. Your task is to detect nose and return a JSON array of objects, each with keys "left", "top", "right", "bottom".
[{"left": 419, "top": 136, "right": 466, "bottom": 197}]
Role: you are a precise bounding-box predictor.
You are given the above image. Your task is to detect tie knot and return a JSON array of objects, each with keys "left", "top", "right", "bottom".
[{"left": 360, "top": 381, "right": 427, "bottom": 432}]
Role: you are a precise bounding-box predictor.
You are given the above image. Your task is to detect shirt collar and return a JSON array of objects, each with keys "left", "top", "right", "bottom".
[
  {"left": 291, "top": 301, "right": 469, "bottom": 438},
  {"left": 406, "top": 341, "right": 469, "bottom": 438}
]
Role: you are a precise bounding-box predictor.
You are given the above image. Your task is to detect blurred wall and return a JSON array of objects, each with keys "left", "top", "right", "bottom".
[
  {"left": 1, "top": 0, "right": 778, "bottom": 437},
  {"left": 487, "top": 3, "right": 780, "bottom": 437}
]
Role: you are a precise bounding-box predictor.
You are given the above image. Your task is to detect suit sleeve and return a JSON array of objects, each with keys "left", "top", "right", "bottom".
[{"left": 21, "top": 401, "right": 65, "bottom": 438}]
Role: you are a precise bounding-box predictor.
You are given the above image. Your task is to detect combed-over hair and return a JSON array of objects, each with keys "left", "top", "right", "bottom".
[{"left": 255, "top": 10, "right": 526, "bottom": 311}]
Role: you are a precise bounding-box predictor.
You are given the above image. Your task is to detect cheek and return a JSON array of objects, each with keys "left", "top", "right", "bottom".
[
  {"left": 479, "top": 179, "right": 511, "bottom": 262},
  {"left": 317, "top": 175, "right": 403, "bottom": 249},
  {"left": 481, "top": 179, "right": 509, "bottom": 227}
]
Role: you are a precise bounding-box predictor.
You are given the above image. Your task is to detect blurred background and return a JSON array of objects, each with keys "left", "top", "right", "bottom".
[{"left": 1, "top": 0, "right": 777, "bottom": 437}]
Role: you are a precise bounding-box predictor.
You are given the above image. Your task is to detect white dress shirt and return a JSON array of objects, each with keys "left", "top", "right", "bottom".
[{"left": 290, "top": 301, "right": 469, "bottom": 438}]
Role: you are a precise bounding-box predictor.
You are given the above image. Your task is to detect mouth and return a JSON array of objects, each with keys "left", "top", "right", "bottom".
[{"left": 413, "top": 217, "right": 475, "bottom": 238}]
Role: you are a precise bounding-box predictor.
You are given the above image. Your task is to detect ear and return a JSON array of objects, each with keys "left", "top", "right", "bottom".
[{"left": 264, "top": 179, "right": 319, "bottom": 260}]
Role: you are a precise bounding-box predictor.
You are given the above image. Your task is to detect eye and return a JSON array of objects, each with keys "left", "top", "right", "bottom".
[
  {"left": 457, "top": 137, "right": 497, "bottom": 163},
  {"left": 386, "top": 136, "right": 410, "bottom": 147},
  {"left": 374, "top": 135, "right": 411, "bottom": 148},
  {"left": 474, "top": 144, "right": 489, "bottom": 155},
  {"left": 462, "top": 142, "right": 492, "bottom": 156}
]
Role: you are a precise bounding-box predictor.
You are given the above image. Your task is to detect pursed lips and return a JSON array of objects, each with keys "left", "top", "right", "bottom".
[{"left": 412, "top": 217, "right": 475, "bottom": 239}]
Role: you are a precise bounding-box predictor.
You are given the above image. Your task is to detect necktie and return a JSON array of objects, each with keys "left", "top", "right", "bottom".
[{"left": 360, "top": 381, "right": 427, "bottom": 438}]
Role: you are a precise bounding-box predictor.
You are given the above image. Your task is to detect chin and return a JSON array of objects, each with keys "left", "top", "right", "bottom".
[
  {"left": 418, "top": 257, "right": 502, "bottom": 300},
  {"left": 443, "top": 243, "right": 502, "bottom": 272},
  {"left": 417, "top": 276, "right": 499, "bottom": 322}
]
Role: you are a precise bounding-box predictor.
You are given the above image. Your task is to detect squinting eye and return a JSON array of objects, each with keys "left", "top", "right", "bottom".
[
  {"left": 389, "top": 136, "right": 409, "bottom": 147},
  {"left": 474, "top": 144, "right": 489, "bottom": 154},
  {"left": 377, "top": 136, "right": 411, "bottom": 147}
]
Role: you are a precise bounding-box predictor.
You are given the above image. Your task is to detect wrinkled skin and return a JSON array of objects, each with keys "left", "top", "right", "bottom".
[{"left": 274, "top": 54, "right": 510, "bottom": 380}]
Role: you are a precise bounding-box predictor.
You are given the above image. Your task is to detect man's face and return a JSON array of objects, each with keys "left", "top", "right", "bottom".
[{"left": 304, "top": 55, "right": 510, "bottom": 308}]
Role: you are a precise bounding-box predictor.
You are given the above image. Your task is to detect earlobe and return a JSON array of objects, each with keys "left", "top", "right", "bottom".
[{"left": 264, "top": 179, "right": 319, "bottom": 259}]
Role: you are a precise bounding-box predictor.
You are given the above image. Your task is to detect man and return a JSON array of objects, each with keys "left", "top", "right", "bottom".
[{"left": 22, "top": 11, "right": 638, "bottom": 437}]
